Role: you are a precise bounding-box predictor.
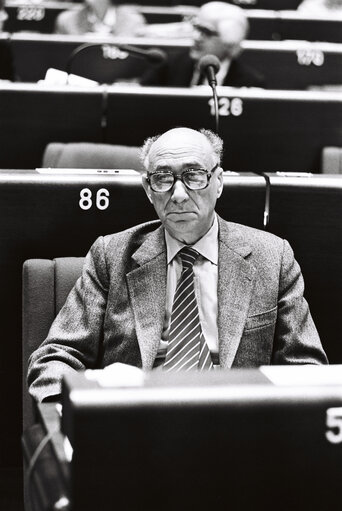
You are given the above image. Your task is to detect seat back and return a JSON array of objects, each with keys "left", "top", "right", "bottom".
[
  {"left": 42, "top": 142, "right": 144, "bottom": 171},
  {"left": 22, "top": 257, "right": 85, "bottom": 430},
  {"left": 321, "top": 147, "right": 342, "bottom": 174}
]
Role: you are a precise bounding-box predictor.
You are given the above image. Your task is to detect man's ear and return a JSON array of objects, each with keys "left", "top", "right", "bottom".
[
  {"left": 142, "top": 174, "right": 153, "bottom": 204},
  {"left": 216, "top": 167, "right": 224, "bottom": 198}
]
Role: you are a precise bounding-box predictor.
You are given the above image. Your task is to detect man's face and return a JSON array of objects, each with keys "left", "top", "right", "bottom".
[
  {"left": 190, "top": 17, "right": 243, "bottom": 61},
  {"left": 142, "top": 129, "right": 223, "bottom": 245},
  {"left": 190, "top": 25, "right": 227, "bottom": 61}
]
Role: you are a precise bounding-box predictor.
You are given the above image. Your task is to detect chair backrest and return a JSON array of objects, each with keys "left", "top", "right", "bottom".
[
  {"left": 22, "top": 257, "right": 85, "bottom": 430},
  {"left": 321, "top": 147, "right": 342, "bottom": 173},
  {"left": 42, "top": 142, "right": 144, "bottom": 172}
]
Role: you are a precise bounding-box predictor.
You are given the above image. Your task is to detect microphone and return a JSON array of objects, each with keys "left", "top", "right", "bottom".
[
  {"left": 198, "top": 54, "right": 220, "bottom": 88},
  {"left": 66, "top": 43, "right": 167, "bottom": 77}
]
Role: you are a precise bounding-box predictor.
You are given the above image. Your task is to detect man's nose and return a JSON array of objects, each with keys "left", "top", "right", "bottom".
[
  {"left": 192, "top": 27, "right": 203, "bottom": 42},
  {"left": 170, "top": 179, "right": 189, "bottom": 203},
  {"left": 193, "top": 29, "right": 202, "bottom": 43}
]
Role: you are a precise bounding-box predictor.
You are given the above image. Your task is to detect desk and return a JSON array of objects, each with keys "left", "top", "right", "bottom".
[
  {"left": 23, "top": 367, "right": 342, "bottom": 511},
  {"left": 6, "top": 3, "right": 340, "bottom": 42},
  {"left": 105, "top": 86, "right": 342, "bottom": 173},
  {"left": 1, "top": 83, "right": 341, "bottom": 171},
  {"left": 8, "top": 33, "right": 342, "bottom": 88}
]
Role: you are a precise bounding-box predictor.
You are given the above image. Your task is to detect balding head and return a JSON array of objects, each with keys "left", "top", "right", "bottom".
[
  {"left": 191, "top": 1, "right": 249, "bottom": 61},
  {"left": 141, "top": 127, "right": 223, "bottom": 172},
  {"left": 141, "top": 127, "right": 224, "bottom": 245}
]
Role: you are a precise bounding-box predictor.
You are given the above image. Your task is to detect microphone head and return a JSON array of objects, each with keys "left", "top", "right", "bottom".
[
  {"left": 146, "top": 48, "right": 168, "bottom": 65},
  {"left": 198, "top": 54, "right": 221, "bottom": 74}
]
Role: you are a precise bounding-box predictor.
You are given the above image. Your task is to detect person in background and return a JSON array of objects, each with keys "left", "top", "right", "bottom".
[
  {"left": 0, "top": 0, "right": 15, "bottom": 81},
  {"left": 298, "top": 0, "right": 342, "bottom": 13},
  {"left": 55, "top": 0, "right": 145, "bottom": 36},
  {"left": 27, "top": 127, "right": 327, "bottom": 403},
  {"left": 140, "top": 2, "right": 265, "bottom": 88}
]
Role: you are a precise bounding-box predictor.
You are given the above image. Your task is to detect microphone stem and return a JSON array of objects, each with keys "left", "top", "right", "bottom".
[{"left": 211, "top": 83, "right": 219, "bottom": 135}]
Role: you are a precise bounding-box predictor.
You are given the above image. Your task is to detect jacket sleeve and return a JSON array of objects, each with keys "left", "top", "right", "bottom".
[
  {"left": 272, "top": 239, "right": 328, "bottom": 365},
  {"left": 27, "top": 236, "right": 109, "bottom": 402}
]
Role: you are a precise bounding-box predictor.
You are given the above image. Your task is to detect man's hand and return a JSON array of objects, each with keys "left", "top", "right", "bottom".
[{"left": 85, "top": 362, "right": 144, "bottom": 387}]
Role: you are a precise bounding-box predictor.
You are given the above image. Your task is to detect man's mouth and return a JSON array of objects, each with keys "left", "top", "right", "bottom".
[{"left": 168, "top": 211, "right": 195, "bottom": 216}]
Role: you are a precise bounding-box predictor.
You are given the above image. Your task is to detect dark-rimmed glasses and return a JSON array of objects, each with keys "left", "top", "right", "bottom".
[
  {"left": 191, "top": 20, "right": 219, "bottom": 38},
  {"left": 146, "top": 164, "right": 219, "bottom": 193}
]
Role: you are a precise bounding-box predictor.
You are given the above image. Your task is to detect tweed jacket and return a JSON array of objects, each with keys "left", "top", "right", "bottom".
[{"left": 28, "top": 217, "right": 327, "bottom": 402}]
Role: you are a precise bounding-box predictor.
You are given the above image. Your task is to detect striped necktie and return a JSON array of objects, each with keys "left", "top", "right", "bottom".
[{"left": 163, "top": 247, "right": 213, "bottom": 371}]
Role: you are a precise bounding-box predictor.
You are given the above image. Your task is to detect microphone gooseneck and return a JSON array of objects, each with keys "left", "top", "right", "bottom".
[
  {"left": 198, "top": 54, "right": 221, "bottom": 134},
  {"left": 66, "top": 43, "right": 168, "bottom": 79}
]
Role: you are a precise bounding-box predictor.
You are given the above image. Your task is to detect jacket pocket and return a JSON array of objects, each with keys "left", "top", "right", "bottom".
[{"left": 244, "top": 306, "right": 278, "bottom": 331}]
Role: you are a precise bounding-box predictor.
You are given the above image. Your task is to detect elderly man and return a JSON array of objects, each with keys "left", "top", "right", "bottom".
[
  {"left": 141, "top": 2, "right": 265, "bottom": 87},
  {"left": 28, "top": 127, "right": 327, "bottom": 402}
]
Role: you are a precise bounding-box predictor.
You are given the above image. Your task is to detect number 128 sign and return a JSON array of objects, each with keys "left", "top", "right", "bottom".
[{"left": 208, "top": 97, "right": 243, "bottom": 117}]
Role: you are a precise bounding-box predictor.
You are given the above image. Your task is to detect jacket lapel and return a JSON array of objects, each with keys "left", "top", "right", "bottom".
[
  {"left": 126, "top": 225, "right": 167, "bottom": 370},
  {"left": 217, "top": 219, "right": 256, "bottom": 368}
]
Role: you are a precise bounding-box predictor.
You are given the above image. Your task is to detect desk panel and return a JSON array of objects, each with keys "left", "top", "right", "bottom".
[
  {"left": 1, "top": 84, "right": 341, "bottom": 172},
  {"left": 240, "top": 41, "right": 342, "bottom": 90},
  {"left": 279, "top": 12, "right": 342, "bottom": 43},
  {"left": 9, "top": 34, "right": 185, "bottom": 82},
  {"left": 0, "top": 84, "right": 104, "bottom": 168},
  {"left": 106, "top": 87, "right": 342, "bottom": 173},
  {"left": 4, "top": 1, "right": 79, "bottom": 33}
]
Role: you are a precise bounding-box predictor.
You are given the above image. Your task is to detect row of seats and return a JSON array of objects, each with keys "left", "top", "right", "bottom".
[
  {"left": 4, "top": 33, "right": 342, "bottom": 89},
  {"left": 0, "top": 83, "right": 341, "bottom": 172},
  {"left": 4, "top": 3, "right": 342, "bottom": 41}
]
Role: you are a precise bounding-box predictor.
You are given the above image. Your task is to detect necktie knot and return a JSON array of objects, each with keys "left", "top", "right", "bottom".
[{"left": 179, "top": 247, "right": 199, "bottom": 271}]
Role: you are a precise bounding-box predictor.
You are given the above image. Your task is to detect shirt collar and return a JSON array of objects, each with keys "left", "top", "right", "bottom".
[{"left": 165, "top": 214, "right": 218, "bottom": 265}]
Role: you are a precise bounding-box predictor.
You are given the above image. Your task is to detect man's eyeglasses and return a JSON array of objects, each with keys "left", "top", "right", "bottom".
[
  {"left": 191, "top": 20, "right": 219, "bottom": 38},
  {"left": 146, "top": 164, "right": 219, "bottom": 193}
]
